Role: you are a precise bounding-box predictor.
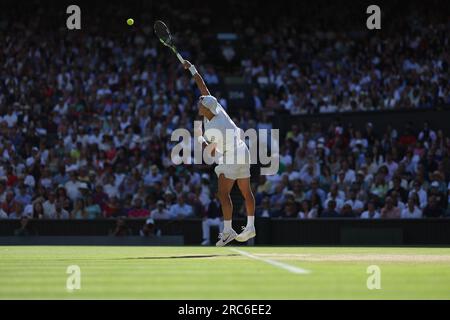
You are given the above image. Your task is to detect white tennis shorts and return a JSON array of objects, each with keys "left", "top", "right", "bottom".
[{"left": 214, "top": 143, "right": 251, "bottom": 180}]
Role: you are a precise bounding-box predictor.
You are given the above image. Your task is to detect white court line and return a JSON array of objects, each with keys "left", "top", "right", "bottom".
[{"left": 230, "top": 248, "right": 310, "bottom": 275}]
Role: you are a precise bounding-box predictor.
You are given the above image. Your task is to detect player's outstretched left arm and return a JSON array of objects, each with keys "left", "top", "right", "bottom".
[{"left": 183, "top": 60, "right": 210, "bottom": 96}]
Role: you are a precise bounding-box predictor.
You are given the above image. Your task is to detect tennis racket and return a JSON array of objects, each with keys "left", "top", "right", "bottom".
[{"left": 154, "top": 20, "right": 184, "bottom": 64}]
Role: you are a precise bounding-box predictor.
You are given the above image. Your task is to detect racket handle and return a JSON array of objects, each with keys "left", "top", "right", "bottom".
[{"left": 176, "top": 52, "right": 184, "bottom": 64}]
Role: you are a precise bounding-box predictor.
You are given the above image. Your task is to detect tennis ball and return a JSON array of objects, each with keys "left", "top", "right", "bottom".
[{"left": 127, "top": 18, "right": 134, "bottom": 26}]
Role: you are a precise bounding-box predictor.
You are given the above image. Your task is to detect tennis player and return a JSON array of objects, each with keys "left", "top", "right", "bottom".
[{"left": 183, "top": 60, "right": 256, "bottom": 246}]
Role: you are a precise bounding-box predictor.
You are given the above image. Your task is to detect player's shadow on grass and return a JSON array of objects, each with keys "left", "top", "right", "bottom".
[
  {"left": 116, "top": 254, "right": 240, "bottom": 260},
  {"left": 44, "top": 254, "right": 241, "bottom": 262}
]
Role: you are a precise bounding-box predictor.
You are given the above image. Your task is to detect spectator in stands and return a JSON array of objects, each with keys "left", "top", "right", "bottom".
[
  {"left": 409, "top": 180, "right": 428, "bottom": 209},
  {"left": 281, "top": 197, "right": 298, "bottom": 218},
  {"left": 270, "top": 184, "right": 286, "bottom": 212},
  {"left": 299, "top": 163, "right": 316, "bottom": 185},
  {"left": 110, "top": 218, "right": 132, "bottom": 236},
  {"left": 340, "top": 161, "right": 356, "bottom": 184},
  {"left": 321, "top": 200, "right": 339, "bottom": 218},
  {"left": 187, "top": 193, "right": 205, "bottom": 218},
  {"left": 255, "top": 175, "right": 271, "bottom": 201},
  {"left": 31, "top": 201, "right": 45, "bottom": 219},
  {"left": 93, "top": 185, "right": 108, "bottom": 211},
  {"left": 43, "top": 191, "right": 57, "bottom": 218},
  {"left": 360, "top": 201, "right": 381, "bottom": 219},
  {"left": 305, "top": 179, "right": 326, "bottom": 204},
  {"left": 292, "top": 180, "right": 306, "bottom": 204},
  {"left": 256, "top": 196, "right": 278, "bottom": 218},
  {"left": 139, "top": 218, "right": 158, "bottom": 237},
  {"left": 380, "top": 197, "right": 401, "bottom": 219},
  {"left": 65, "top": 172, "right": 82, "bottom": 202},
  {"left": 318, "top": 165, "right": 334, "bottom": 191},
  {"left": 144, "top": 165, "right": 163, "bottom": 187},
  {"left": 423, "top": 196, "right": 444, "bottom": 218},
  {"left": 151, "top": 200, "right": 171, "bottom": 220},
  {"left": 203, "top": 66, "right": 220, "bottom": 85},
  {"left": 370, "top": 174, "right": 389, "bottom": 200},
  {"left": 71, "top": 199, "right": 87, "bottom": 219},
  {"left": 5, "top": 166, "right": 18, "bottom": 187},
  {"left": 104, "top": 196, "right": 123, "bottom": 218},
  {"left": 428, "top": 181, "right": 447, "bottom": 210},
  {"left": 340, "top": 204, "right": 356, "bottom": 218},
  {"left": 0, "top": 181, "right": 7, "bottom": 203},
  {"left": 401, "top": 198, "right": 423, "bottom": 219},
  {"left": 298, "top": 200, "right": 318, "bottom": 219},
  {"left": 127, "top": 198, "right": 150, "bottom": 218},
  {"left": 163, "top": 191, "right": 176, "bottom": 209},
  {"left": 169, "top": 195, "right": 194, "bottom": 219},
  {"left": 325, "top": 184, "right": 345, "bottom": 211},
  {"left": 387, "top": 176, "right": 408, "bottom": 203},
  {"left": 344, "top": 191, "right": 364, "bottom": 216},
  {"left": 2, "top": 191, "right": 16, "bottom": 217},
  {"left": 103, "top": 175, "right": 120, "bottom": 200},
  {"left": 85, "top": 195, "right": 102, "bottom": 219},
  {"left": 383, "top": 154, "right": 399, "bottom": 180},
  {"left": 198, "top": 174, "right": 212, "bottom": 208},
  {"left": 310, "top": 192, "right": 323, "bottom": 215},
  {"left": 430, "top": 171, "right": 447, "bottom": 194},
  {"left": 56, "top": 187, "right": 72, "bottom": 213},
  {"left": 14, "top": 184, "right": 32, "bottom": 207},
  {"left": 14, "top": 217, "right": 33, "bottom": 236},
  {"left": 54, "top": 202, "right": 70, "bottom": 219},
  {"left": 8, "top": 203, "right": 24, "bottom": 220},
  {"left": 201, "top": 196, "right": 223, "bottom": 245},
  {"left": 0, "top": 208, "right": 7, "bottom": 219},
  {"left": 390, "top": 191, "right": 406, "bottom": 211}
]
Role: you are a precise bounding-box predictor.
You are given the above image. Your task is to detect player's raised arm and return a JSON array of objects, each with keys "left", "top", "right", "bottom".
[{"left": 183, "top": 60, "right": 210, "bottom": 96}]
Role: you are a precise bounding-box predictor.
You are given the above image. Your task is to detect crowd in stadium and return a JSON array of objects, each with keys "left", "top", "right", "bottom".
[
  {"left": 254, "top": 120, "right": 450, "bottom": 219},
  {"left": 0, "top": 2, "right": 449, "bottom": 224},
  {"left": 242, "top": 20, "right": 450, "bottom": 115}
]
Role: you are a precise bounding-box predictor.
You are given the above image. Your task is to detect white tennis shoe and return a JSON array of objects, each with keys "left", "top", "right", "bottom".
[
  {"left": 216, "top": 229, "right": 238, "bottom": 247},
  {"left": 235, "top": 226, "right": 256, "bottom": 242}
]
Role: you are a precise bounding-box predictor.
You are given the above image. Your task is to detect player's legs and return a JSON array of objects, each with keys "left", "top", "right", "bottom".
[
  {"left": 235, "top": 177, "right": 256, "bottom": 242},
  {"left": 216, "top": 173, "right": 237, "bottom": 246},
  {"left": 217, "top": 218, "right": 224, "bottom": 233},
  {"left": 217, "top": 173, "right": 235, "bottom": 222},
  {"left": 236, "top": 177, "right": 255, "bottom": 220}
]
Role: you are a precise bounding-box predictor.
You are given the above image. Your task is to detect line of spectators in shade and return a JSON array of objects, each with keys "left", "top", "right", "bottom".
[
  {"left": 1, "top": 118, "right": 450, "bottom": 220},
  {"left": 248, "top": 120, "right": 450, "bottom": 219}
]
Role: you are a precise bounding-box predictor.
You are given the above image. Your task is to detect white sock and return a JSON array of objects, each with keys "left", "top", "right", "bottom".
[
  {"left": 246, "top": 216, "right": 255, "bottom": 228},
  {"left": 223, "top": 220, "right": 232, "bottom": 233}
]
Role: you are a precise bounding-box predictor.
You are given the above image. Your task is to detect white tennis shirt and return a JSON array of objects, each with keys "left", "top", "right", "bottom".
[{"left": 203, "top": 104, "right": 247, "bottom": 158}]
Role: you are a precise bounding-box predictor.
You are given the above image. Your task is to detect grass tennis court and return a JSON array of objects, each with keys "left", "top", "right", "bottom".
[{"left": 0, "top": 246, "right": 449, "bottom": 299}]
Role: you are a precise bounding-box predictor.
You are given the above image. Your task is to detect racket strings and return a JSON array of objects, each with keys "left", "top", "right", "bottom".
[{"left": 154, "top": 21, "right": 172, "bottom": 46}]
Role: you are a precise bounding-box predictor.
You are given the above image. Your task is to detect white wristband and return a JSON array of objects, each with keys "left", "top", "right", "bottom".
[
  {"left": 189, "top": 65, "right": 198, "bottom": 76},
  {"left": 197, "top": 136, "right": 207, "bottom": 145}
]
